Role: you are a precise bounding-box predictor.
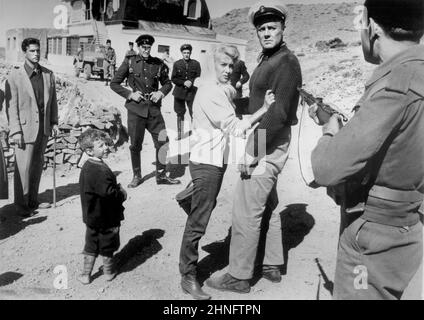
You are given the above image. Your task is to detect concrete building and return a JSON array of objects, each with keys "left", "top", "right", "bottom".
[
  {"left": 47, "top": 0, "right": 247, "bottom": 72},
  {"left": 5, "top": 28, "right": 52, "bottom": 63}
]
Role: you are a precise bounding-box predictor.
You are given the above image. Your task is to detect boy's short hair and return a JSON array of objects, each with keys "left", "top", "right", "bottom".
[
  {"left": 22, "top": 38, "right": 40, "bottom": 52},
  {"left": 78, "top": 128, "right": 112, "bottom": 152}
]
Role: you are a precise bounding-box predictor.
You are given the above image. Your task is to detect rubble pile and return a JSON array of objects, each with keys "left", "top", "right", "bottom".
[{"left": 0, "top": 71, "right": 125, "bottom": 172}]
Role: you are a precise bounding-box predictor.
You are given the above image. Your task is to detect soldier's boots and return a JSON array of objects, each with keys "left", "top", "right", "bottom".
[
  {"left": 102, "top": 256, "right": 117, "bottom": 282},
  {"left": 206, "top": 273, "right": 251, "bottom": 294},
  {"left": 128, "top": 172, "right": 143, "bottom": 189},
  {"left": 77, "top": 254, "right": 96, "bottom": 285},
  {"left": 156, "top": 170, "right": 181, "bottom": 185}
]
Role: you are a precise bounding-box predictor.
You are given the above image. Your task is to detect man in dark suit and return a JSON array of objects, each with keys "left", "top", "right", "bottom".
[
  {"left": 171, "top": 44, "right": 201, "bottom": 140},
  {"left": 110, "top": 34, "right": 181, "bottom": 188},
  {"left": 230, "top": 59, "right": 250, "bottom": 99},
  {"left": 5, "top": 38, "right": 59, "bottom": 216}
]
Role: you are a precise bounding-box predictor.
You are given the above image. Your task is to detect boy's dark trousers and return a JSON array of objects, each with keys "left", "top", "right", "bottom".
[{"left": 84, "top": 226, "right": 120, "bottom": 258}]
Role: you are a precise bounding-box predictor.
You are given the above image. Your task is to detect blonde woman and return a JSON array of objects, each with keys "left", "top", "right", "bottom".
[{"left": 179, "top": 44, "right": 275, "bottom": 300}]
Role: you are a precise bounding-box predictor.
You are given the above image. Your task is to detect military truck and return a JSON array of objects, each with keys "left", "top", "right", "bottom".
[{"left": 74, "top": 43, "right": 106, "bottom": 81}]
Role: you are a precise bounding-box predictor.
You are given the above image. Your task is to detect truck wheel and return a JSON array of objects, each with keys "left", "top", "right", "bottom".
[{"left": 83, "top": 64, "right": 92, "bottom": 80}]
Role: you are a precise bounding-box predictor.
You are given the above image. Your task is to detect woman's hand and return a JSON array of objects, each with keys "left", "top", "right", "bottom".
[
  {"left": 263, "top": 90, "right": 275, "bottom": 110},
  {"left": 232, "top": 119, "right": 251, "bottom": 138}
]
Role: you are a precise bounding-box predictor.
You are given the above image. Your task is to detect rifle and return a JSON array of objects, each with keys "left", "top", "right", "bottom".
[{"left": 298, "top": 87, "right": 349, "bottom": 122}]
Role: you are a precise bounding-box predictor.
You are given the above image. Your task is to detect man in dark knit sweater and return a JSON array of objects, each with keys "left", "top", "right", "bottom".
[
  {"left": 78, "top": 129, "right": 127, "bottom": 285},
  {"left": 207, "top": 1, "right": 302, "bottom": 293}
]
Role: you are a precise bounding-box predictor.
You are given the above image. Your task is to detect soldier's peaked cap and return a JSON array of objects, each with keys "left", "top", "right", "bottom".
[
  {"left": 181, "top": 44, "right": 193, "bottom": 52},
  {"left": 136, "top": 34, "right": 155, "bottom": 46},
  {"left": 248, "top": 0, "right": 289, "bottom": 26},
  {"left": 365, "top": 0, "right": 424, "bottom": 31}
]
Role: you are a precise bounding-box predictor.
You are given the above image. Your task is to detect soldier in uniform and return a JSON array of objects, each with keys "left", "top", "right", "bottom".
[
  {"left": 110, "top": 34, "right": 181, "bottom": 188},
  {"left": 207, "top": 0, "right": 302, "bottom": 293},
  {"left": 125, "top": 42, "right": 137, "bottom": 58},
  {"left": 230, "top": 59, "right": 250, "bottom": 99},
  {"left": 125, "top": 42, "right": 137, "bottom": 87},
  {"left": 310, "top": 0, "right": 424, "bottom": 300},
  {"left": 171, "top": 44, "right": 201, "bottom": 140},
  {"left": 104, "top": 39, "right": 117, "bottom": 86}
]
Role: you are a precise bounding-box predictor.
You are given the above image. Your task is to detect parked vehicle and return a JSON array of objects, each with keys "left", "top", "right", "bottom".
[{"left": 73, "top": 43, "right": 107, "bottom": 81}]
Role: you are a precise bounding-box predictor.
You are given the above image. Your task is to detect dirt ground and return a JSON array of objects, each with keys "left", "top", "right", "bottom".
[{"left": 0, "top": 46, "right": 422, "bottom": 300}]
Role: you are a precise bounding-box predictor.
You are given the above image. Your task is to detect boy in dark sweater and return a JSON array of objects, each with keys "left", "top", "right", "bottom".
[{"left": 78, "top": 129, "right": 127, "bottom": 284}]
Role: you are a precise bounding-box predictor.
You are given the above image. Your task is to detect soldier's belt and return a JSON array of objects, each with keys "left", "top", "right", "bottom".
[{"left": 369, "top": 185, "right": 424, "bottom": 203}]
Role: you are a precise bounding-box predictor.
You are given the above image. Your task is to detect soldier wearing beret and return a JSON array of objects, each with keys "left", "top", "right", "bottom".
[
  {"left": 207, "top": 0, "right": 302, "bottom": 293},
  {"left": 111, "top": 34, "right": 181, "bottom": 187},
  {"left": 309, "top": 0, "right": 424, "bottom": 300},
  {"left": 171, "top": 44, "right": 201, "bottom": 140}
]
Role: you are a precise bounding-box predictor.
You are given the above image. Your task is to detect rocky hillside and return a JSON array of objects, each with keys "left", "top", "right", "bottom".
[{"left": 212, "top": 2, "right": 362, "bottom": 67}]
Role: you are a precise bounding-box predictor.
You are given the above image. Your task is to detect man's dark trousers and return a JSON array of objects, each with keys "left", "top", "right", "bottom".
[
  {"left": 174, "top": 98, "right": 194, "bottom": 119},
  {"left": 128, "top": 109, "right": 169, "bottom": 174},
  {"left": 179, "top": 162, "right": 227, "bottom": 276}
]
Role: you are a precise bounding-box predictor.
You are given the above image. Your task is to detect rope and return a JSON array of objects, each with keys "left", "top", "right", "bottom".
[{"left": 297, "top": 99, "right": 313, "bottom": 186}]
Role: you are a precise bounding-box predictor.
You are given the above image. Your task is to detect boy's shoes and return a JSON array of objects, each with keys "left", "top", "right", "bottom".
[
  {"left": 156, "top": 172, "right": 181, "bottom": 185},
  {"left": 128, "top": 175, "right": 143, "bottom": 188},
  {"left": 102, "top": 256, "right": 117, "bottom": 282},
  {"left": 77, "top": 254, "right": 96, "bottom": 285},
  {"left": 206, "top": 273, "right": 251, "bottom": 294},
  {"left": 181, "top": 274, "right": 211, "bottom": 300}
]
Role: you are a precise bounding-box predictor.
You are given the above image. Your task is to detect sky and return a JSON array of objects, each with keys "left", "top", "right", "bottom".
[{"left": 0, "top": 0, "right": 360, "bottom": 47}]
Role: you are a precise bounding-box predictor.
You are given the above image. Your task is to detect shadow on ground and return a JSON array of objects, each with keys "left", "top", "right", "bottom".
[
  {"left": 251, "top": 203, "right": 316, "bottom": 285},
  {"left": 280, "top": 203, "right": 316, "bottom": 275},
  {"left": 197, "top": 228, "right": 232, "bottom": 285},
  {"left": 0, "top": 272, "right": 23, "bottom": 287},
  {"left": 0, "top": 204, "right": 47, "bottom": 241},
  {"left": 38, "top": 183, "right": 80, "bottom": 205},
  {"left": 115, "top": 229, "right": 165, "bottom": 275}
]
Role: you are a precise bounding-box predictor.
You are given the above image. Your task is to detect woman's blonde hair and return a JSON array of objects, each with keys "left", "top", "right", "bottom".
[{"left": 214, "top": 44, "right": 240, "bottom": 63}]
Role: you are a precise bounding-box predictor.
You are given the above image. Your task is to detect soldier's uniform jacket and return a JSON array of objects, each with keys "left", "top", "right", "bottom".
[
  {"left": 230, "top": 60, "right": 250, "bottom": 92},
  {"left": 105, "top": 47, "right": 117, "bottom": 65},
  {"left": 312, "top": 45, "right": 424, "bottom": 227},
  {"left": 171, "top": 59, "right": 201, "bottom": 101},
  {"left": 125, "top": 49, "right": 137, "bottom": 58},
  {"left": 110, "top": 55, "right": 172, "bottom": 118}
]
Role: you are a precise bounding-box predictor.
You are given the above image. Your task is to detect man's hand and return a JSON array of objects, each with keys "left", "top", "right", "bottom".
[
  {"left": 238, "top": 153, "right": 257, "bottom": 179},
  {"left": 236, "top": 81, "right": 242, "bottom": 89},
  {"left": 308, "top": 103, "right": 332, "bottom": 126},
  {"left": 12, "top": 133, "right": 24, "bottom": 149},
  {"left": 129, "top": 91, "right": 144, "bottom": 102},
  {"left": 323, "top": 114, "right": 343, "bottom": 136},
  {"left": 150, "top": 91, "right": 164, "bottom": 103},
  {"left": 263, "top": 90, "right": 275, "bottom": 111},
  {"left": 184, "top": 80, "right": 193, "bottom": 89}
]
